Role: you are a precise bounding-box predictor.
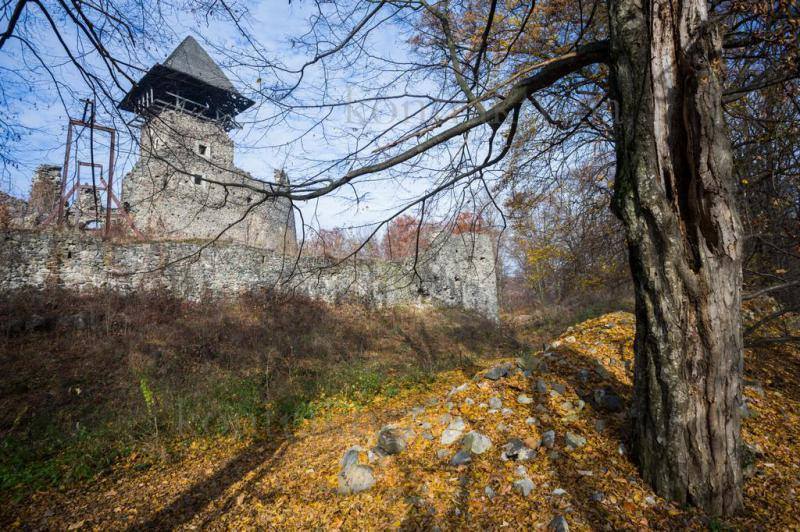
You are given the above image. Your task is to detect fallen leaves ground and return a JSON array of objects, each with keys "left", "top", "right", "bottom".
[{"left": 4, "top": 309, "right": 800, "bottom": 530}]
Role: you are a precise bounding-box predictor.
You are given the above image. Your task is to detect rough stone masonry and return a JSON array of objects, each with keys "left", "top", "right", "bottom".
[
  {"left": 0, "top": 37, "right": 499, "bottom": 320},
  {"left": 0, "top": 229, "right": 500, "bottom": 320}
]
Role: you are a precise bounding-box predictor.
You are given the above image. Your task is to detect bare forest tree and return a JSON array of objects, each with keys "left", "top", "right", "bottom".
[{"left": 1, "top": 0, "right": 798, "bottom": 516}]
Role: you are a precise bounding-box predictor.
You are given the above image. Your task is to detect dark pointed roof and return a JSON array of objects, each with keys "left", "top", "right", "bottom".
[
  {"left": 162, "top": 36, "right": 236, "bottom": 92},
  {"left": 119, "top": 36, "right": 253, "bottom": 123}
]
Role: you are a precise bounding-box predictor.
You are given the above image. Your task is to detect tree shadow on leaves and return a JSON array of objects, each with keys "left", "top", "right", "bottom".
[{"left": 128, "top": 437, "right": 289, "bottom": 531}]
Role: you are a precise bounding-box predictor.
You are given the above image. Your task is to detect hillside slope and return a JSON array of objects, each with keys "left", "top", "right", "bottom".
[{"left": 5, "top": 309, "right": 800, "bottom": 530}]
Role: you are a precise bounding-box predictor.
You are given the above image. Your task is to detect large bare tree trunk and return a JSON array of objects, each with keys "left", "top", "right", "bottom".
[{"left": 608, "top": 0, "right": 744, "bottom": 515}]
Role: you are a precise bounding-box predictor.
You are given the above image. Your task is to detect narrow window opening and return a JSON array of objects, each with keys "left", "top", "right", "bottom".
[
  {"left": 196, "top": 142, "right": 211, "bottom": 159},
  {"left": 193, "top": 174, "right": 202, "bottom": 185}
]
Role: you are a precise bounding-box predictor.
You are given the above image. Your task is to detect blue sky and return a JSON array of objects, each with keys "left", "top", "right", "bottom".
[{"left": 0, "top": 0, "right": 466, "bottom": 232}]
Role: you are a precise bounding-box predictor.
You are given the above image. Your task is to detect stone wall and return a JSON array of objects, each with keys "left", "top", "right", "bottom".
[
  {"left": 121, "top": 110, "right": 296, "bottom": 253},
  {"left": 0, "top": 229, "right": 499, "bottom": 320}
]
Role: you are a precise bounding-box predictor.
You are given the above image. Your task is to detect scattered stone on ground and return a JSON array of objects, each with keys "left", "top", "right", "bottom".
[
  {"left": 548, "top": 514, "right": 570, "bottom": 531},
  {"left": 565, "top": 432, "right": 587, "bottom": 449},
  {"left": 500, "top": 438, "right": 536, "bottom": 461},
  {"left": 337, "top": 464, "right": 375, "bottom": 494},
  {"left": 513, "top": 477, "right": 535, "bottom": 497},
  {"left": 517, "top": 394, "right": 533, "bottom": 404},
  {"left": 450, "top": 450, "right": 472, "bottom": 466},
  {"left": 461, "top": 431, "right": 492, "bottom": 455},
  {"left": 488, "top": 396, "right": 502, "bottom": 409},
  {"left": 484, "top": 362, "right": 515, "bottom": 380},
  {"left": 541, "top": 430, "right": 556, "bottom": 449},
  {"left": 10, "top": 308, "right": 798, "bottom": 530},
  {"left": 377, "top": 426, "right": 412, "bottom": 455},
  {"left": 441, "top": 416, "right": 466, "bottom": 445}
]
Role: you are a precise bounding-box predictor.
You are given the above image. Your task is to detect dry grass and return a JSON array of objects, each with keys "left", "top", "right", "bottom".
[{"left": 0, "top": 288, "right": 517, "bottom": 500}]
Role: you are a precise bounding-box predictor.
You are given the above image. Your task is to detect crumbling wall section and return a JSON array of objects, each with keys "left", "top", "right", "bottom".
[{"left": 0, "top": 230, "right": 499, "bottom": 320}]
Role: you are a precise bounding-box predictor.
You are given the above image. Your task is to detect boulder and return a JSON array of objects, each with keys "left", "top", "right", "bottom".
[{"left": 338, "top": 464, "right": 375, "bottom": 494}]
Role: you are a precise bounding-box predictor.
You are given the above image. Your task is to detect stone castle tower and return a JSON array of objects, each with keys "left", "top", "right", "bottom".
[{"left": 119, "top": 36, "right": 296, "bottom": 252}]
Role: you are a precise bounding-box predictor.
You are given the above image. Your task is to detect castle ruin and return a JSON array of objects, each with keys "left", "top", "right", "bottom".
[{"left": 0, "top": 37, "right": 499, "bottom": 320}]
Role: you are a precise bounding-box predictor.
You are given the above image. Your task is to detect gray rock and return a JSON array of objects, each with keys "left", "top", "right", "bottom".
[
  {"left": 577, "top": 368, "right": 590, "bottom": 383},
  {"left": 421, "top": 430, "right": 434, "bottom": 441},
  {"left": 436, "top": 449, "right": 449, "bottom": 460},
  {"left": 525, "top": 416, "right": 537, "bottom": 426},
  {"left": 514, "top": 464, "right": 528, "bottom": 477},
  {"left": 448, "top": 383, "right": 470, "bottom": 396},
  {"left": 464, "top": 397, "right": 474, "bottom": 406},
  {"left": 484, "top": 485, "right": 496, "bottom": 499},
  {"left": 565, "top": 432, "right": 586, "bottom": 449},
  {"left": 513, "top": 478, "right": 534, "bottom": 497},
  {"left": 377, "top": 426, "right": 411, "bottom": 455},
  {"left": 590, "top": 491, "right": 605, "bottom": 503},
  {"left": 341, "top": 447, "right": 362, "bottom": 469},
  {"left": 438, "top": 413, "right": 453, "bottom": 426},
  {"left": 488, "top": 396, "right": 503, "bottom": 409},
  {"left": 501, "top": 407, "right": 514, "bottom": 416},
  {"left": 484, "top": 362, "right": 514, "bottom": 380},
  {"left": 594, "top": 419, "right": 606, "bottom": 432},
  {"left": 551, "top": 383, "right": 566, "bottom": 395},
  {"left": 500, "top": 438, "right": 536, "bottom": 461},
  {"left": 551, "top": 488, "right": 567, "bottom": 496},
  {"left": 338, "top": 464, "right": 375, "bottom": 494},
  {"left": 441, "top": 416, "right": 466, "bottom": 445},
  {"left": 420, "top": 421, "right": 432, "bottom": 430},
  {"left": 517, "top": 394, "right": 533, "bottom": 405},
  {"left": 535, "top": 380, "right": 548, "bottom": 394},
  {"left": 450, "top": 450, "right": 472, "bottom": 466},
  {"left": 547, "top": 515, "right": 569, "bottom": 532},
  {"left": 593, "top": 388, "right": 624, "bottom": 413},
  {"left": 541, "top": 430, "right": 556, "bottom": 449},
  {"left": 461, "top": 431, "right": 492, "bottom": 455}
]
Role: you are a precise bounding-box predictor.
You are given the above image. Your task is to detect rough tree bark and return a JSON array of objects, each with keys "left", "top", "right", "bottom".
[{"left": 608, "top": 0, "right": 744, "bottom": 516}]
